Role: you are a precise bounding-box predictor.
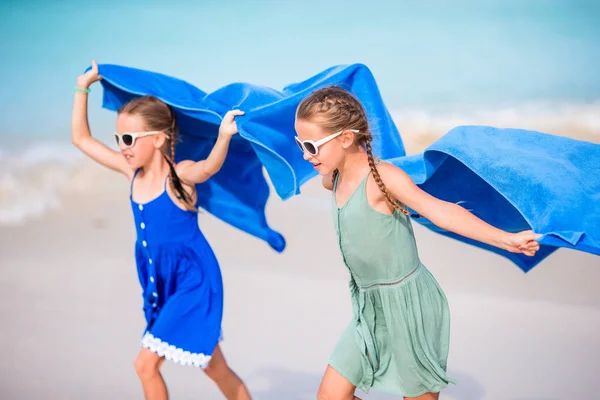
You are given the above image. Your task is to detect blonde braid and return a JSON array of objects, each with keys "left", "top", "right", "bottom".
[
  {"left": 164, "top": 108, "right": 195, "bottom": 210},
  {"left": 170, "top": 130, "right": 176, "bottom": 162},
  {"left": 167, "top": 113, "right": 178, "bottom": 196},
  {"left": 331, "top": 169, "right": 339, "bottom": 187},
  {"left": 118, "top": 95, "right": 195, "bottom": 210},
  {"left": 297, "top": 86, "right": 418, "bottom": 218},
  {"left": 364, "top": 137, "right": 411, "bottom": 216}
]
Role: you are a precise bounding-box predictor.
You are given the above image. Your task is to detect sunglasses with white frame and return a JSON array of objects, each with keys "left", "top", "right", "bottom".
[
  {"left": 114, "top": 130, "right": 166, "bottom": 148},
  {"left": 294, "top": 129, "right": 359, "bottom": 156}
]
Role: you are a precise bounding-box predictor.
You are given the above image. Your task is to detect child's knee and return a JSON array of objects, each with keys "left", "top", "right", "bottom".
[
  {"left": 317, "top": 384, "right": 360, "bottom": 400},
  {"left": 133, "top": 355, "right": 160, "bottom": 380},
  {"left": 316, "top": 388, "right": 333, "bottom": 400},
  {"left": 203, "top": 362, "right": 229, "bottom": 383},
  {"left": 317, "top": 384, "right": 341, "bottom": 400}
]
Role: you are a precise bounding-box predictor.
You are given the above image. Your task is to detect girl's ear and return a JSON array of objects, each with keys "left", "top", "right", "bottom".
[
  {"left": 154, "top": 132, "right": 167, "bottom": 149},
  {"left": 340, "top": 129, "right": 357, "bottom": 149}
]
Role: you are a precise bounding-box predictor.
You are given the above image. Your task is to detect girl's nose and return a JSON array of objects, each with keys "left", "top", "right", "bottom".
[{"left": 303, "top": 151, "right": 312, "bottom": 161}]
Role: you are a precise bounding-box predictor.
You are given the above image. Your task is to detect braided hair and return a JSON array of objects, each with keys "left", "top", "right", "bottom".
[
  {"left": 118, "top": 96, "right": 196, "bottom": 211},
  {"left": 296, "top": 87, "right": 415, "bottom": 217}
]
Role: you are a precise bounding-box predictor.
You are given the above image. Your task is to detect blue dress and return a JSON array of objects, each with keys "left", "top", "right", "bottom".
[{"left": 130, "top": 170, "right": 223, "bottom": 368}]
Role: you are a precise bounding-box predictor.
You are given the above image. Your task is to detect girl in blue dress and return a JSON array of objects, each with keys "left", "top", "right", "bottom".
[{"left": 71, "top": 61, "right": 252, "bottom": 400}]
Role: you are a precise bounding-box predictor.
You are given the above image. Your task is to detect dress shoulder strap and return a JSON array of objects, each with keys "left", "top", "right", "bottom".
[{"left": 130, "top": 168, "right": 140, "bottom": 193}]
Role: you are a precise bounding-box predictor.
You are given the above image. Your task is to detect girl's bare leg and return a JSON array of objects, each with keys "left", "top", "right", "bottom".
[
  {"left": 317, "top": 365, "right": 362, "bottom": 400},
  {"left": 203, "top": 344, "right": 252, "bottom": 400},
  {"left": 405, "top": 392, "right": 440, "bottom": 400},
  {"left": 134, "top": 348, "right": 167, "bottom": 400}
]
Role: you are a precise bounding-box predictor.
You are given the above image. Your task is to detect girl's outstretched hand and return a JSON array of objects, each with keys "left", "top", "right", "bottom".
[
  {"left": 506, "top": 230, "right": 542, "bottom": 256},
  {"left": 219, "top": 109, "right": 245, "bottom": 138},
  {"left": 76, "top": 60, "right": 102, "bottom": 89}
]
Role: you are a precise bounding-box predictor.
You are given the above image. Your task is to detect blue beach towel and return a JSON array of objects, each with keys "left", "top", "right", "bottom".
[
  {"left": 388, "top": 126, "right": 600, "bottom": 271},
  {"left": 90, "top": 63, "right": 599, "bottom": 271},
  {"left": 93, "top": 64, "right": 287, "bottom": 253}
]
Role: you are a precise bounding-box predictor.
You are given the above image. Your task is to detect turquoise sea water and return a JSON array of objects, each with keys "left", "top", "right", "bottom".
[
  {"left": 1, "top": 0, "right": 598, "bottom": 140},
  {"left": 0, "top": 0, "right": 598, "bottom": 223}
]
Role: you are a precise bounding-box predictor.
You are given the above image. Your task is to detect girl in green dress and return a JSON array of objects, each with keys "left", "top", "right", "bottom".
[{"left": 293, "top": 87, "right": 542, "bottom": 400}]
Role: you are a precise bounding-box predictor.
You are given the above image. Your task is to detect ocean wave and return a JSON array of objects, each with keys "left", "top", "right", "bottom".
[
  {"left": 1, "top": 101, "right": 598, "bottom": 225},
  {"left": 390, "top": 101, "right": 600, "bottom": 154},
  {"left": 0, "top": 143, "right": 99, "bottom": 226}
]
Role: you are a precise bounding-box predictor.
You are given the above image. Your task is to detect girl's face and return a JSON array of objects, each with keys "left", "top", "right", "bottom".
[
  {"left": 294, "top": 118, "right": 355, "bottom": 175},
  {"left": 115, "top": 113, "right": 164, "bottom": 169}
]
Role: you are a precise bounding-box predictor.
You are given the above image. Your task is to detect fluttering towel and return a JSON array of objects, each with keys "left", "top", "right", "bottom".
[{"left": 91, "top": 63, "right": 599, "bottom": 271}]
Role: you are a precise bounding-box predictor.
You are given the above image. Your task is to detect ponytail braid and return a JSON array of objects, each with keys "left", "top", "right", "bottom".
[
  {"left": 298, "top": 86, "right": 420, "bottom": 218},
  {"left": 118, "top": 95, "right": 196, "bottom": 211},
  {"left": 164, "top": 107, "right": 196, "bottom": 211},
  {"left": 364, "top": 136, "right": 418, "bottom": 217}
]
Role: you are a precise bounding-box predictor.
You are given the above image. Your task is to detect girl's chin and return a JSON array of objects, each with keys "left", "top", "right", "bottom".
[{"left": 314, "top": 163, "right": 327, "bottom": 174}]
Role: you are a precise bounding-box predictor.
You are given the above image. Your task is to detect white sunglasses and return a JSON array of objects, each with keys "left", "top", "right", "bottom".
[
  {"left": 295, "top": 129, "right": 359, "bottom": 156},
  {"left": 114, "top": 130, "right": 163, "bottom": 148}
]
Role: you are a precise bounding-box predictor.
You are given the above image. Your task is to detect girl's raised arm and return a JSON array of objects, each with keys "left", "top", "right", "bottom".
[
  {"left": 71, "top": 60, "right": 132, "bottom": 179},
  {"left": 176, "top": 110, "right": 244, "bottom": 185}
]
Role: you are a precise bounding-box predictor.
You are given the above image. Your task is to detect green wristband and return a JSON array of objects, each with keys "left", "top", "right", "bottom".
[{"left": 74, "top": 86, "right": 90, "bottom": 93}]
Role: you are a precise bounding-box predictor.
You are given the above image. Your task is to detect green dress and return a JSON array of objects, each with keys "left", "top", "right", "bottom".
[{"left": 329, "top": 171, "right": 455, "bottom": 397}]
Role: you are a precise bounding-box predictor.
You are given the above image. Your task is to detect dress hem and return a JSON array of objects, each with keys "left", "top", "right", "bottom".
[
  {"left": 328, "top": 360, "right": 454, "bottom": 397},
  {"left": 141, "top": 332, "right": 222, "bottom": 369}
]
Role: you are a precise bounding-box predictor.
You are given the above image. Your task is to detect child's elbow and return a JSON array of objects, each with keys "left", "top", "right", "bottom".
[
  {"left": 202, "top": 165, "right": 219, "bottom": 178},
  {"left": 71, "top": 136, "right": 84, "bottom": 149}
]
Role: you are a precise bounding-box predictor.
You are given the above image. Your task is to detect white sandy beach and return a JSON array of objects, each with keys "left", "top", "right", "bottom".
[{"left": 0, "top": 154, "right": 598, "bottom": 400}]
